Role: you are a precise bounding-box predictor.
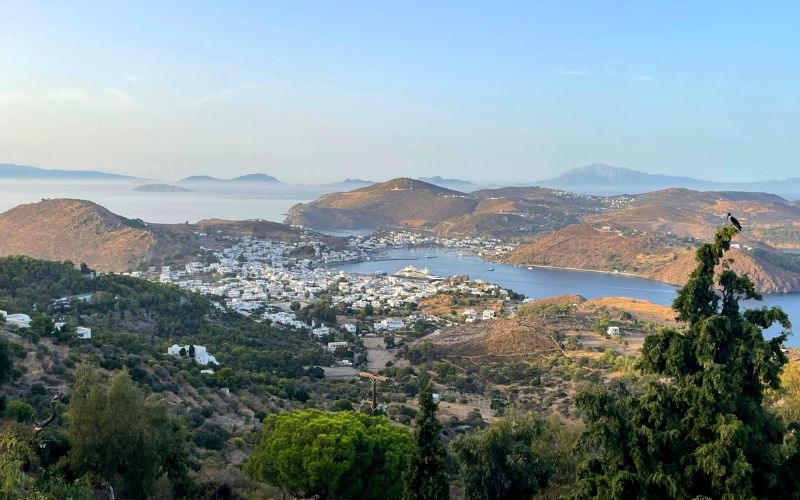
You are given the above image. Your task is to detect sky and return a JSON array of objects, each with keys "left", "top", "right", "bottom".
[{"left": 1, "top": 1, "right": 798, "bottom": 184}]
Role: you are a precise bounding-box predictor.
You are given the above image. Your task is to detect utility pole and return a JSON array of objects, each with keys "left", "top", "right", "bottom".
[{"left": 359, "top": 371, "right": 388, "bottom": 415}]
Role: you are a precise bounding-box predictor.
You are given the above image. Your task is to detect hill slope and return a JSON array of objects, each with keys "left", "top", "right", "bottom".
[
  {"left": 0, "top": 199, "right": 157, "bottom": 271},
  {"left": 506, "top": 223, "right": 800, "bottom": 292},
  {"left": 285, "top": 178, "right": 480, "bottom": 230}
]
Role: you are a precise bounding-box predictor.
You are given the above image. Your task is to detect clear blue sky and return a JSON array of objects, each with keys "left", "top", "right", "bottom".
[{"left": 1, "top": 1, "right": 798, "bottom": 183}]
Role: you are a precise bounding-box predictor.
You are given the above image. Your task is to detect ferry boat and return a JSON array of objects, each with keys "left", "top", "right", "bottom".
[{"left": 393, "top": 266, "right": 445, "bottom": 281}]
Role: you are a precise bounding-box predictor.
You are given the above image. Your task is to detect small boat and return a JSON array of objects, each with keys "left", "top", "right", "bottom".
[
  {"left": 425, "top": 255, "right": 437, "bottom": 259},
  {"left": 486, "top": 267, "right": 495, "bottom": 272}
]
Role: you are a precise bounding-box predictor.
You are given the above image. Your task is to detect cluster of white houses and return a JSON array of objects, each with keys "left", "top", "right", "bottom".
[
  {"left": 153, "top": 234, "right": 511, "bottom": 336},
  {"left": 1, "top": 311, "right": 92, "bottom": 339}
]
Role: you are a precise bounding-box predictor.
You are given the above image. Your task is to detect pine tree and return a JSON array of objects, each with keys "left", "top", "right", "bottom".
[
  {"left": 403, "top": 384, "right": 450, "bottom": 500},
  {"left": 574, "top": 226, "right": 798, "bottom": 499}
]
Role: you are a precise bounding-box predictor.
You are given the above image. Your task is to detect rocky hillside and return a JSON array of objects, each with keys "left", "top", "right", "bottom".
[
  {"left": 0, "top": 199, "right": 318, "bottom": 273},
  {"left": 0, "top": 199, "right": 158, "bottom": 271},
  {"left": 286, "top": 178, "right": 600, "bottom": 236},
  {"left": 586, "top": 188, "right": 800, "bottom": 244},
  {"left": 286, "top": 178, "right": 480, "bottom": 230},
  {"left": 506, "top": 223, "right": 800, "bottom": 293}
]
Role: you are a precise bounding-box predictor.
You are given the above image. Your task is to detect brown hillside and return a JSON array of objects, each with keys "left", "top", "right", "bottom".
[
  {"left": 0, "top": 199, "right": 157, "bottom": 272},
  {"left": 285, "top": 178, "right": 480, "bottom": 230},
  {"left": 506, "top": 223, "right": 687, "bottom": 275},
  {"left": 507, "top": 222, "right": 800, "bottom": 293},
  {"left": 413, "top": 294, "right": 677, "bottom": 358},
  {"left": 587, "top": 189, "right": 800, "bottom": 242},
  {"left": 285, "top": 178, "right": 598, "bottom": 234}
]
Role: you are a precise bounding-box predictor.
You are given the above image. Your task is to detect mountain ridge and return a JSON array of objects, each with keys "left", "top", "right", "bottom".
[{"left": 0, "top": 163, "right": 137, "bottom": 180}]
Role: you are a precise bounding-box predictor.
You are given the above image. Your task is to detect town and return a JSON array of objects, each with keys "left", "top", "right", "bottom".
[{"left": 145, "top": 231, "right": 517, "bottom": 354}]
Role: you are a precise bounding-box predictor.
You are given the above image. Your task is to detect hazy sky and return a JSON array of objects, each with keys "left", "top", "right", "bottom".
[{"left": 1, "top": 1, "right": 798, "bottom": 184}]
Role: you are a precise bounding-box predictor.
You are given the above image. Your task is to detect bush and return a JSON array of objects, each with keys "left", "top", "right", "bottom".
[{"left": 4, "top": 399, "right": 34, "bottom": 422}]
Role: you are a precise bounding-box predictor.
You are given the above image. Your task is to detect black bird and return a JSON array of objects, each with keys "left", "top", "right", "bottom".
[{"left": 727, "top": 212, "right": 742, "bottom": 232}]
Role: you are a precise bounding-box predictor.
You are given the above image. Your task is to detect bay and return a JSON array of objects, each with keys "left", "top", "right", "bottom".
[{"left": 332, "top": 247, "right": 800, "bottom": 346}]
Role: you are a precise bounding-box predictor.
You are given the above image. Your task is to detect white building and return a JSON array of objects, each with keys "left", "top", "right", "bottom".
[
  {"left": 312, "top": 324, "right": 331, "bottom": 337},
  {"left": 5, "top": 314, "right": 31, "bottom": 328},
  {"left": 76, "top": 327, "right": 92, "bottom": 340},
  {"left": 607, "top": 326, "right": 620, "bottom": 336},
  {"left": 463, "top": 309, "right": 477, "bottom": 323},
  {"left": 374, "top": 318, "right": 404, "bottom": 331},
  {"left": 482, "top": 309, "right": 496, "bottom": 320},
  {"left": 327, "top": 341, "right": 348, "bottom": 352},
  {"left": 166, "top": 344, "right": 219, "bottom": 366},
  {"left": 343, "top": 323, "right": 358, "bottom": 334}
]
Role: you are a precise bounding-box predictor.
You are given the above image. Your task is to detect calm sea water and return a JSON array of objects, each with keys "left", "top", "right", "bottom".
[
  {"left": 0, "top": 179, "right": 328, "bottom": 223},
  {"left": 332, "top": 247, "right": 800, "bottom": 346}
]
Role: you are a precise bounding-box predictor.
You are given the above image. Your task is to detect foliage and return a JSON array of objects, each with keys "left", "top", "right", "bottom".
[
  {"left": 0, "top": 339, "right": 13, "bottom": 387},
  {"left": 776, "top": 361, "right": 800, "bottom": 424},
  {"left": 403, "top": 384, "right": 449, "bottom": 500},
  {"left": 66, "top": 364, "right": 193, "bottom": 499},
  {"left": 451, "top": 411, "right": 550, "bottom": 500},
  {"left": 245, "top": 409, "right": 412, "bottom": 499},
  {"left": 0, "top": 430, "right": 49, "bottom": 500},
  {"left": 4, "top": 400, "right": 34, "bottom": 422},
  {"left": 0, "top": 426, "right": 92, "bottom": 500},
  {"left": 573, "top": 227, "right": 796, "bottom": 499}
]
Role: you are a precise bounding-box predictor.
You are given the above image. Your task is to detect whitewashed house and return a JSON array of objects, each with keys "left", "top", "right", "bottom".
[
  {"left": 312, "top": 324, "right": 331, "bottom": 338},
  {"left": 343, "top": 323, "right": 358, "bottom": 334},
  {"left": 607, "top": 326, "right": 621, "bottom": 336},
  {"left": 166, "top": 344, "right": 219, "bottom": 366},
  {"left": 76, "top": 327, "right": 92, "bottom": 340},
  {"left": 5, "top": 314, "right": 31, "bottom": 328},
  {"left": 374, "top": 318, "right": 404, "bottom": 332},
  {"left": 327, "top": 341, "right": 348, "bottom": 352},
  {"left": 482, "top": 309, "right": 496, "bottom": 320}
]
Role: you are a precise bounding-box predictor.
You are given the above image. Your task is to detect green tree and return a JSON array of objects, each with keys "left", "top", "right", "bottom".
[
  {"left": 451, "top": 411, "right": 550, "bottom": 500},
  {"left": 66, "top": 364, "right": 192, "bottom": 499},
  {"left": 4, "top": 400, "right": 34, "bottom": 422},
  {"left": 573, "top": 227, "right": 797, "bottom": 499},
  {"left": 245, "top": 409, "right": 412, "bottom": 499},
  {"left": 0, "top": 338, "right": 13, "bottom": 387},
  {"left": 403, "top": 384, "right": 449, "bottom": 500}
]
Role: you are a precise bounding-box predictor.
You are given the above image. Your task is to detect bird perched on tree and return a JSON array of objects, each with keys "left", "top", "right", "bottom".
[{"left": 727, "top": 212, "right": 742, "bottom": 232}]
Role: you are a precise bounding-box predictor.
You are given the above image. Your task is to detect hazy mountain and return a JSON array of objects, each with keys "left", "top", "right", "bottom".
[
  {"left": 178, "top": 175, "right": 223, "bottom": 182},
  {"left": 538, "top": 164, "right": 715, "bottom": 194},
  {"left": 417, "top": 176, "right": 483, "bottom": 192},
  {"left": 537, "top": 163, "right": 800, "bottom": 199},
  {"left": 229, "top": 173, "right": 281, "bottom": 183},
  {"left": 178, "top": 173, "right": 281, "bottom": 184},
  {"left": 0, "top": 163, "right": 137, "bottom": 180}
]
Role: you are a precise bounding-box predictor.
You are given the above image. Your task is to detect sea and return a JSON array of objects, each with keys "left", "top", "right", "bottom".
[
  {"left": 3, "top": 179, "right": 800, "bottom": 345},
  {"left": 0, "top": 179, "right": 327, "bottom": 224}
]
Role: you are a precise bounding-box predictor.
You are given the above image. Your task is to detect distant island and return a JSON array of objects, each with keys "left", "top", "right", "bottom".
[
  {"left": 0, "top": 163, "right": 136, "bottom": 180},
  {"left": 178, "top": 173, "right": 281, "bottom": 184},
  {"left": 133, "top": 184, "right": 193, "bottom": 193}
]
